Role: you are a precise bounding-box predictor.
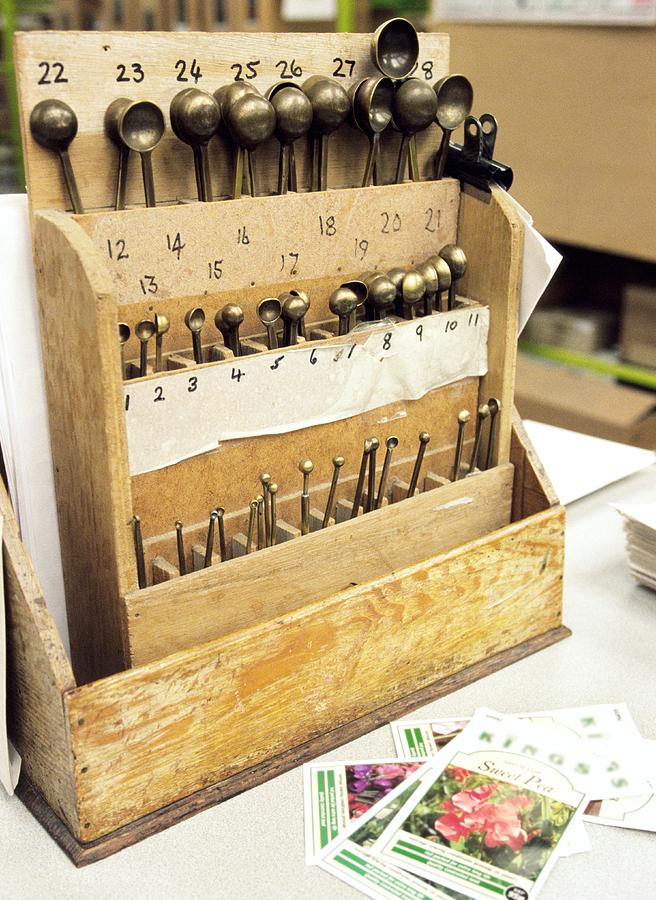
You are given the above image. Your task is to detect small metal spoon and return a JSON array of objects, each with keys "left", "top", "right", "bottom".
[
  {"left": 323, "top": 455, "right": 345, "bottom": 528},
  {"left": 351, "top": 76, "right": 394, "bottom": 188},
  {"left": 407, "top": 432, "right": 430, "bottom": 497},
  {"left": 453, "top": 409, "right": 470, "bottom": 481},
  {"left": 485, "top": 398, "right": 502, "bottom": 470},
  {"left": 401, "top": 269, "right": 425, "bottom": 320},
  {"left": 104, "top": 97, "right": 132, "bottom": 210},
  {"left": 170, "top": 89, "right": 220, "bottom": 202},
  {"left": 433, "top": 74, "right": 474, "bottom": 180},
  {"left": 329, "top": 286, "right": 359, "bottom": 336},
  {"left": 215, "top": 303, "right": 244, "bottom": 357},
  {"left": 376, "top": 435, "right": 398, "bottom": 508},
  {"left": 154, "top": 312, "right": 170, "bottom": 372},
  {"left": 392, "top": 78, "right": 437, "bottom": 183},
  {"left": 289, "top": 288, "right": 311, "bottom": 338},
  {"left": 280, "top": 293, "right": 308, "bottom": 346},
  {"left": 439, "top": 244, "right": 468, "bottom": 309},
  {"left": 118, "top": 322, "right": 130, "bottom": 380},
  {"left": 118, "top": 100, "right": 165, "bottom": 208},
  {"left": 371, "top": 17, "right": 419, "bottom": 80},
  {"left": 135, "top": 319, "right": 156, "bottom": 377},
  {"left": 416, "top": 260, "right": 438, "bottom": 316},
  {"left": 299, "top": 458, "right": 314, "bottom": 536},
  {"left": 225, "top": 92, "right": 276, "bottom": 199},
  {"left": 29, "top": 98, "right": 84, "bottom": 213},
  {"left": 366, "top": 273, "right": 397, "bottom": 320},
  {"left": 301, "top": 76, "right": 350, "bottom": 192},
  {"left": 425, "top": 254, "right": 452, "bottom": 312},
  {"left": 257, "top": 297, "right": 282, "bottom": 349},
  {"left": 184, "top": 306, "right": 205, "bottom": 364},
  {"left": 267, "top": 83, "right": 312, "bottom": 194},
  {"left": 469, "top": 403, "right": 490, "bottom": 474}
]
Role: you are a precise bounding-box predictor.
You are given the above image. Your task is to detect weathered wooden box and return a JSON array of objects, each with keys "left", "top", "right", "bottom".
[{"left": 5, "top": 29, "right": 568, "bottom": 865}]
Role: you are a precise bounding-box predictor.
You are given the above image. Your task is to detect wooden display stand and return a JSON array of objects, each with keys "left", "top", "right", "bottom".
[{"left": 6, "top": 30, "right": 569, "bottom": 865}]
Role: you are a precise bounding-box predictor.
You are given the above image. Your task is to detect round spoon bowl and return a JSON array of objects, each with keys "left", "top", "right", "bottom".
[
  {"left": 434, "top": 74, "right": 474, "bottom": 131},
  {"left": 270, "top": 86, "right": 313, "bottom": 143},
  {"left": 119, "top": 101, "right": 165, "bottom": 154},
  {"left": 30, "top": 98, "right": 78, "bottom": 151},
  {"left": 416, "top": 260, "right": 438, "bottom": 295},
  {"left": 392, "top": 78, "right": 438, "bottom": 135},
  {"left": 227, "top": 93, "right": 276, "bottom": 150},
  {"left": 353, "top": 77, "right": 394, "bottom": 135},
  {"left": 104, "top": 97, "right": 132, "bottom": 147},
  {"left": 257, "top": 297, "right": 282, "bottom": 326},
  {"left": 372, "top": 17, "right": 419, "bottom": 79},
  {"left": 440, "top": 244, "right": 468, "bottom": 280},
  {"left": 135, "top": 320, "right": 156, "bottom": 342},
  {"left": 220, "top": 303, "right": 245, "bottom": 329},
  {"left": 368, "top": 274, "right": 397, "bottom": 314},
  {"left": 214, "top": 82, "right": 258, "bottom": 119},
  {"left": 185, "top": 307, "right": 205, "bottom": 333},
  {"left": 302, "top": 76, "right": 350, "bottom": 135},
  {"left": 170, "top": 90, "right": 220, "bottom": 145},
  {"left": 118, "top": 322, "right": 131, "bottom": 344},
  {"left": 281, "top": 294, "right": 308, "bottom": 323},
  {"left": 341, "top": 280, "right": 368, "bottom": 304},
  {"left": 402, "top": 270, "right": 426, "bottom": 305},
  {"left": 329, "top": 286, "right": 359, "bottom": 318},
  {"left": 155, "top": 312, "right": 170, "bottom": 336}
]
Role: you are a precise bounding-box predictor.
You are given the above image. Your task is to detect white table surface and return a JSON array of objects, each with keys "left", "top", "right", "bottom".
[{"left": 2, "top": 466, "right": 656, "bottom": 899}]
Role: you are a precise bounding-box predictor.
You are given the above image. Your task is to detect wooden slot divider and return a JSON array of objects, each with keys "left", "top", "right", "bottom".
[{"left": 123, "top": 462, "right": 514, "bottom": 667}]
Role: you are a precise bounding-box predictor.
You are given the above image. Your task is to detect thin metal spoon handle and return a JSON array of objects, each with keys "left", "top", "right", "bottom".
[
  {"left": 395, "top": 135, "right": 410, "bottom": 184},
  {"left": 266, "top": 323, "right": 279, "bottom": 350},
  {"left": 200, "top": 144, "right": 213, "bottom": 202},
  {"left": 233, "top": 146, "right": 244, "bottom": 200},
  {"left": 310, "top": 135, "right": 320, "bottom": 192},
  {"left": 246, "top": 149, "right": 257, "bottom": 197},
  {"left": 115, "top": 146, "right": 129, "bottom": 211},
  {"left": 408, "top": 135, "right": 420, "bottom": 182},
  {"left": 376, "top": 447, "right": 394, "bottom": 509},
  {"left": 434, "top": 128, "right": 451, "bottom": 180},
  {"left": 140, "top": 151, "right": 156, "bottom": 208},
  {"left": 363, "top": 133, "right": 379, "bottom": 188},
  {"left": 278, "top": 143, "right": 290, "bottom": 195},
  {"left": 319, "top": 133, "right": 329, "bottom": 191},
  {"left": 192, "top": 146, "right": 205, "bottom": 201},
  {"left": 288, "top": 143, "right": 298, "bottom": 192},
  {"left": 58, "top": 148, "right": 84, "bottom": 214}
]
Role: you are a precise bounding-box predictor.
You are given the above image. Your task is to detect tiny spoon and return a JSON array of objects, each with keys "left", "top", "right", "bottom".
[
  {"left": 30, "top": 98, "right": 84, "bottom": 213},
  {"left": 170, "top": 89, "right": 220, "bottom": 202},
  {"left": 257, "top": 297, "right": 282, "bottom": 349}
]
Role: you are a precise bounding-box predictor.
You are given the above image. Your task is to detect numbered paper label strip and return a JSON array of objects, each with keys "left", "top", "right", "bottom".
[{"left": 124, "top": 307, "right": 489, "bottom": 476}]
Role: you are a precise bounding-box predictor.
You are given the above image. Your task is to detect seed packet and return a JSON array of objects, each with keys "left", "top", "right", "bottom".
[
  {"left": 390, "top": 703, "right": 649, "bottom": 799},
  {"left": 373, "top": 708, "right": 602, "bottom": 900},
  {"left": 317, "top": 765, "right": 468, "bottom": 900},
  {"left": 303, "top": 758, "right": 424, "bottom": 863},
  {"left": 584, "top": 740, "right": 656, "bottom": 832}
]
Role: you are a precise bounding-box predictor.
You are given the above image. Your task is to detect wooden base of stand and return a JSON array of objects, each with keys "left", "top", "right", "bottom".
[{"left": 17, "top": 625, "right": 570, "bottom": 868}]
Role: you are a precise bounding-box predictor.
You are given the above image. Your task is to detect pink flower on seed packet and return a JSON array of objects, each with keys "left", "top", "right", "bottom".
[
  {"left": 434, "top": 813, "right": 472, "bottom": 842},
  {"left": 450, "top": 785, "right": 495, "bottom": 812},
  {"left": 451, "top": 767, "right": 471, "bottom": 783}
]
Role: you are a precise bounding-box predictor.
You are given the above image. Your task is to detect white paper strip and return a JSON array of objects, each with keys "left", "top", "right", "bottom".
[
  {"left": 124, "top": 306, "right": 489, "bottom": 476},
  {"left": 1, "top": 515, "right": 22, "bottom": 796}
]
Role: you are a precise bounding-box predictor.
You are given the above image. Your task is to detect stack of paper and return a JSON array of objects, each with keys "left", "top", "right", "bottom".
[
  {"left": 304, "top": 703, "right": 654, "bottom": 900},
  {"left": 613, "top": 503, "right": 656, "bottom": 592}
]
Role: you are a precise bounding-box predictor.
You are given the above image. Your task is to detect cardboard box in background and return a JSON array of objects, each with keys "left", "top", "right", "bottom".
[
  {"left": 621, "top": 285, "right": 656, "bottom": 370},
  {"left": 522, "top": 307, "right": 617, "bottom": 354},
  {"left": 515, "top": 355, "right": 656, "bottom": 450}
]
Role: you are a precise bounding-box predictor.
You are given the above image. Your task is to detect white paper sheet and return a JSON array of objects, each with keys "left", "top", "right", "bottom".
[
  {"left": 524, "top": 419, "right": 654, "bottom": 505},
  {"left": 0, "top": 515, "right": 22, "bottom": 795},
  {"left": 124, "top": 305, "right": 489, "bottom": 476},
  {"left": 436, "top": 0, "right": 656, "bottom": 26},
  {"left": 0, "top": 195, "right": 69, "bottom": 654},
  {"left": 504, "top": 193, "right": 563, "bottom": 335}
]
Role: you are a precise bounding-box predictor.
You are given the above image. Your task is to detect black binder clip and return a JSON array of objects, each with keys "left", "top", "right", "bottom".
[{"left": 445, "top": 114, "right": 514, "bottom": 200}]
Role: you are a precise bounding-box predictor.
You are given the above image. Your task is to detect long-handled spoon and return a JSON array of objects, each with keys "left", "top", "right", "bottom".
[
  {"left": 439, "top": 244, "right": 467, "bottom": 309},
  {"left": 268, "top": 83, "right": 312, "bottom": 194},
  {"left": 433, "top": 74, "right": 474, "bottom": 180},
  {"left": 184, "top": 306, "right": 205, "bottom": 364},
  {"left": 391, "top": 78, "right": 437, "bottom": 182},
  {"left": 170, "top": 89, "right": 220, "bottom": 202},
  {"left": 104, "top": 97, "right": 132, "bottom": 210},
  {"left": 118, "top": 322, "right": 130, "bottom": 380},
  {"left": 371, "top": 17, "right": 419, "bottom": 80},
  {"left": 407, "top": 432, "right": 430, "bottom": 497},
  {"left": 257, "top": 297, "right": 282, "bottom": 349},
  {"left": 135, "top": 319, "right": 156, "bottom": 376},
  {"left": 351, "top": 76, "right": 394, "bottom": 187},
  {"left": 118, "top": 100, "right": 165, "bottom": 208},
  {"left": 154, "top": 312, "right": 170, "bottom": 373},
  {"left": 376, "top": 436, "right": 398, "bottom": 508},
  {"left": 216, "top": 304, "right": 244, "bottom": 356},
  {"left": 301, "top": 76, "right": 350, "bottom": 191},
  {"left": 322, "top": 455, "right": 345, "bottom": 527},
  {"left": 30, "top": 99, "right": 84, "bottom": 213},
  {"left": 225, "top": 92, "right": 276, "bottom": 198}
]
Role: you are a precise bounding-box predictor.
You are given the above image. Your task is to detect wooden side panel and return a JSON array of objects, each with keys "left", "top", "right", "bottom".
[
  {"left": 33, "top": 212, "right": 135, "bottom": 683},
  {"left": 457, "top": 186, "right": 524, "bottom": 468},
  {"left": 1, "top": 483, "right": 80, "bottom": 838},
  {"left": 67, "top": 505, "right": 564, "bottom": 840},
  {"left": 510, "top": 410, "right": 561, "bottom": 520},
  {"left": 125, "top": 463, "right": 514, "bottom": 666}
]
